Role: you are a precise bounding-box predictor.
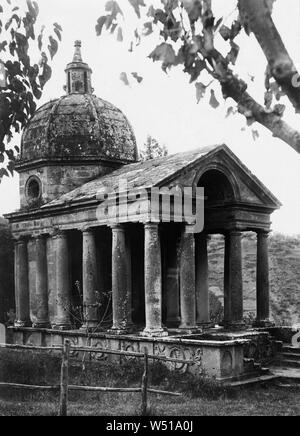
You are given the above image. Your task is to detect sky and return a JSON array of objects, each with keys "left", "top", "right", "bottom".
[{"left": 1, "top": 0, "right": 300, "bottom": 235}]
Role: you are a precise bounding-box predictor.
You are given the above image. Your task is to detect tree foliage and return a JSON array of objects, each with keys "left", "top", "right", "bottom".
[
  {"left": 140, "top": 134, "right": 168, "bottom": 161},
  {"left": 0, "top": 0, "right": 61, "bottom": 181},
  {"left": 96, "top": 0, "right": 300, "bottom": 154}
]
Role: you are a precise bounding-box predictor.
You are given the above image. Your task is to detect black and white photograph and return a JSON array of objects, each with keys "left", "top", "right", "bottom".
[{"left": 0, "top": 0, "right": 299, "bottom": 420}]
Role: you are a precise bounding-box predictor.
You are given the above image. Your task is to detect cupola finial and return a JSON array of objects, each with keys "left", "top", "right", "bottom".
[
  {"left": 64, "top": 41, "right": 93, "bottom": 95},
  {"left": 73, "top": 40, "right": 83, "bottom": 62}
]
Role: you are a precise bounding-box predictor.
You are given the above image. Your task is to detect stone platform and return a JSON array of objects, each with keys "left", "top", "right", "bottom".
[{"left": 5, "top": 326, "right": 278, "bottom": 383}]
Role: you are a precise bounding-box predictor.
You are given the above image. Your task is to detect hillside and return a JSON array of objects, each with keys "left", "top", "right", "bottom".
[{"left": 208, "top": 233, "right": 300, "bottom": 326}]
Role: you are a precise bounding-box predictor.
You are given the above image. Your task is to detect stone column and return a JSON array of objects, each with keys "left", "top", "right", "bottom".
[
  {"left": 82, "top": 229, "right": 99, "bottom": 331},
  {"left": 143, "top": 223, "right": 167, "bottom": 337},
  {"left": 14, "top": 238, "right": 31, "bottom": 327},
  {"left": 165, "top": 267, "right": 180, "bottom": 327},
  {"left": 111, "top": 225, "right": 132, "bottom": 333},
  {"left": 179, "top": 225, "right": 197, "bottom": 330},
  {"left": 125, "top": 233, "right": 133, "bottom": 328},
  {"left": 195, "top": 233, "right": 211, "bottom": 326},
  {"left": 255, "top": 230, "right": 273, "bottom": 326},
  {"left": 52, "top": 232, "right": 71, "bottom": 330},
  {"left": 34, "top": 235, "right": 50, "bottom": 328},
  {"left": 224, "top": 233, "right": 231, "bottom": 324},
  {"left": 224, "top": 231, "right": 244, "bottom": 328}
]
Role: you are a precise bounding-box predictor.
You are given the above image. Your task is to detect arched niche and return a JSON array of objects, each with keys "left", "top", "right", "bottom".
[{"left": 194, "top": 164, "right": 240, "bottom": 206}]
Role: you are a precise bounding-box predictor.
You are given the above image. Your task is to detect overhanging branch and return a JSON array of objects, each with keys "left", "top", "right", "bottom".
[{"left": 238, "top": 0, "right": 300, "bottom": 113}]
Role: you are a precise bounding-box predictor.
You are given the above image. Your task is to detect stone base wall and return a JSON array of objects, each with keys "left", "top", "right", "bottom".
[{"left": 6, "top": 327, "right": 250, "bottom": 382}]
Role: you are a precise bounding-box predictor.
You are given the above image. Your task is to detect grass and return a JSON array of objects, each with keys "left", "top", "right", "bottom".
[
  {"left": 1, "top": 348, "right": 299, "bottom": 416},
  {"left": 0, "top": 386, "right": 299, "bottom": 416}
]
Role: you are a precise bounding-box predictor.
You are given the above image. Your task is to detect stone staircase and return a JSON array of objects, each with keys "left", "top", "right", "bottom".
[
  {"left": 270, "top": 346, "right": 300, "bottom": 386},
  {"left": 222, "top": 357, "right": 277, "bottom": 387},
  {"left": 279, "top": 346, "right": 300, "bottom": 368}
]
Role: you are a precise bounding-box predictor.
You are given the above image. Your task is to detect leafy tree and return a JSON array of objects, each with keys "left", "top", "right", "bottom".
[
  {"left": 96, "top": 0, "right": 300, "bottom": 154},
  {"left": 140, "top": 134, "right": 168, "bottom": 161},
  {"left": 0, "top": 0, "right": 61, "bottom": 181}
]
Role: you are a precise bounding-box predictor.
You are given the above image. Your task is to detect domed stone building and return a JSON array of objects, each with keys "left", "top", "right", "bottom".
[
  {"left": 19, "top": 41, "right": 138, "bottom": 210},
  {"left": 5, "top": 42, "right": 282, "bottom": 382}
]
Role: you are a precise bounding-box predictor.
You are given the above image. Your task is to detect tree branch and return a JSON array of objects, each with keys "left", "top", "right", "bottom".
[
  {"left": 222, "top": 75, "right": 300, "bottom": 153},
  {"left": 197, "top": 4, "right": 300, "bottom": 155},
  {"left": 238, "top": 0, "right": 300, "bottom": 113},
  {"left": 205, "top": 47, "right": 300, "bottom": 153}
]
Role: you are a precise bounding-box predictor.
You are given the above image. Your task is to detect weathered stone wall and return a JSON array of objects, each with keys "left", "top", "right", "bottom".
[
  {"left": 7, "top": 328, "right": 248, "bottom": 381},
  {"left": 19, "top": 163, "right": 118, "bottom": 208}
]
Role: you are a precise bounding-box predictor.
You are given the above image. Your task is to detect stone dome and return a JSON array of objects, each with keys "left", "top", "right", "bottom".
[{"left": 20, "top": 41, "right": 138, "bottom": 165}]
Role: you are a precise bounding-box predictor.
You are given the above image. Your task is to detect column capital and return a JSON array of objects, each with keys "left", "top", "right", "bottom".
[
  {"left": 195, "top": 231, "right": 210, "bottom": 241},
  {"left": 111, "top": 223, "right": 125, "bottom": 232},
  {"left": 51, "top": 229, "right": 68, "bottom": 240},
  {"left": 34, "top": 233, "right": 49, "bottom": 241},
  {"left": 81, "top": 226, "right": 95, "bottom": 235},
  {"left": 256, "top": 229, "right": 271, "bottom": 237},
  {"left": 183, "top": 223, "right": 197, "bottom": 234},
  {"left": 227, "top": 229, "right": 243, "bottom": 237},
  {"left": 13, "top": 235, "right": 30, "bottom": 244},
  {"left": 144, "top": 222, "right": 160, "bottom": 231}
]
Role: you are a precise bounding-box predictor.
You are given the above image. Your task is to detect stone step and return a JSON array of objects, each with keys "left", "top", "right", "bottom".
[
  {"left": 280, "top": 359, "right": 300, "bottom": 369},
  {"left": 271, "top": 367, "right": 300, "bottom": 385},
  {"left": 223, "top": 374, "right": 278, "bottom": 388},
  {"left": 282, "top": 346, "right": 300, "bottom": 355},
  {"left": 276, "top": 383, "right": 300, "bottom": 388},
  {"left": 281, "top": 352, "right": 300, "bottom": 361},
  {"left": 261, "top": 367, "right": 271, "bottom": 375}
]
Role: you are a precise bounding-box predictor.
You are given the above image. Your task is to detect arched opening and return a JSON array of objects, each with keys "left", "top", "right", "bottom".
[
  {"left": 25, "top": 176, "right": 42, "bottom": 205},
  {"left": 197, "top": 170, "right": 235, "bottom": 205},
  {"left": 195, "top": 170, "right": 239, "bottom": 329}
]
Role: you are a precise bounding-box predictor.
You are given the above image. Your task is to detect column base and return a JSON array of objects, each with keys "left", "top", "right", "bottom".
[
  {"left": 80, "top": 322, "right": 101, "bottom": 333},
  {"left": 166, "top": 317, "right": 181, "bottom": 328},
  {"left": 33, "top": 322, "right": 51, "bottom": 329},
  {"left": 178, "top": 325, "right": 200, "bottom": 334},
  {"left": 14, "top": 320, "right": 32, "bottom": 328},
  {"left": 51, "top": 323, "right": 72, "bottom": 331},
  {"left": 253, "top": 319, "right": 275, "bottom": 328},
  {"left": 222, "top": 320, "right": 246, "bottom": 331},
  {"left": 197, "top": 321, "right": 214, "bottom": 329},
  {"left": 108, "top": 324, "right": 135, "bottom": 335},
  {"left": 141, "top": 328, "right": 168, "bottom": 338}
]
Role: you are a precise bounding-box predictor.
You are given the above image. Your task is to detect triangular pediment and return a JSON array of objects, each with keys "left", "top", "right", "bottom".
[{"left": 157, "top": 145, "right": 281, "bottom": 210}]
